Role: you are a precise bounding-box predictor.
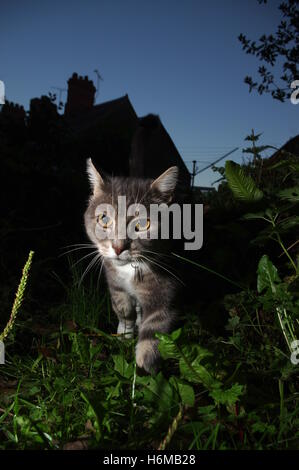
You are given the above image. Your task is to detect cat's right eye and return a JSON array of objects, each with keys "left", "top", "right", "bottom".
[
  {"left": 97, "top": 213, "right": 113, "bottom": 229},
  {"left": 135, "top": 218, "right": 150, "bottom": 232}
]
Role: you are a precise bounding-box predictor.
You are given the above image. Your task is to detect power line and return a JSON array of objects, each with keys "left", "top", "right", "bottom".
[
  {"left": 185, "top": 160, "right": 212, "bottom": 164},
  {"left": 190, "top": 147, "right": 239, "bottom": 188}
]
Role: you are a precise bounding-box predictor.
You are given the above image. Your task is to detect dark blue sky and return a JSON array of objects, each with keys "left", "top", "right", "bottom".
[{"left": 1, "top": 0, "right": 298, "bottom": 186}]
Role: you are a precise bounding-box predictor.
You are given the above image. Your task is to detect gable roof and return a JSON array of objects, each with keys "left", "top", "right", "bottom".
[
  {"left": 64, "top": 93, "right": 190, "bottom": 185},
  {"left": 65, "top": 94, "right": 138, "bottom": 132},
  {"left": 265, "top": 134, "right": 299, "bottom": 166},
  {"left": 130, "top": 114, "right": 190, "bottom": 183}
]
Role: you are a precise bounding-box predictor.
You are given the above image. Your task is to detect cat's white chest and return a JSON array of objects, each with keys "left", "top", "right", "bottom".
[{"left": 113, "top": 263, "right": 137, "bottom": 296}]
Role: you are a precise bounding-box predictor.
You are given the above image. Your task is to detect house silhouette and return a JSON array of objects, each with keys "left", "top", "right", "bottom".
[
  {"left": 0, "top": 73, "right": 195, "bottom": 313},
  {"left": 64, "top": 73, "right": 191, "bottom": 186}
]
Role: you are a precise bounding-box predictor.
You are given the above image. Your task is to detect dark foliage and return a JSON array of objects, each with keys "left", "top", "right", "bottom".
[{"left": 239, "top": 0, "right": 299, "bottom": 101}]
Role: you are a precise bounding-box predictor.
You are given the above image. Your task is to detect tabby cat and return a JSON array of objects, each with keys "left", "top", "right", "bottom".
[{"left": 84, "top": 159, "right": 182, "bottom": 373}]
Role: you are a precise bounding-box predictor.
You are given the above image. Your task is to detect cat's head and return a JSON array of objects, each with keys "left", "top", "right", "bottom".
[{"left": 84, "top": 159, "right": 178, "bottom": 265}]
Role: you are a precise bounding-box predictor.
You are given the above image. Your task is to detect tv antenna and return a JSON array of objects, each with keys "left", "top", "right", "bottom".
[
  {"left": 94, "top": 69, "right": 103, "bottom": 99},
  {"left": 51, "top": 86, "right": 67, "bottom": 111}
]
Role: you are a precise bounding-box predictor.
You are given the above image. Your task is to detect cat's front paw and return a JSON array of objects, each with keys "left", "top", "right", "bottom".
[{"left": 135, "top": 339, "right": 160, "bottom": 374}]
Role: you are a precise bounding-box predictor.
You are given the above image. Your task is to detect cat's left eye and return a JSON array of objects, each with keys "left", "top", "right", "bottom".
[
  {"left": 97, "top": 213, "right": 113, "bottom": 229},
  {"left": 135, "top": 218, "right": 150, "bottom": 232}
]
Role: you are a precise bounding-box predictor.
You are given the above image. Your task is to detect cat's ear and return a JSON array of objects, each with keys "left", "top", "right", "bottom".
[
  {"left": 150, "top": 166, "right": 179, "bottom": 201},
  {"left": 86, "top": 158, "right": 104, "bottom": 196}
]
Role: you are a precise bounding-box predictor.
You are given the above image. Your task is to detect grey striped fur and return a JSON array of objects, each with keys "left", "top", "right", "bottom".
[{"left": 84, "top": 160, "right": 180, "bottom": 373}]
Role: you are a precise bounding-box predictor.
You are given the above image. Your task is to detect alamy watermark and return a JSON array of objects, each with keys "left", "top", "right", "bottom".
[
  {"left": 290, "top": 340, "right": 299, "bottom": 365},
  {"left": 93, "top": 198, "right": 203, "bottom": 250},
  {"left": 0, "top": 80, "right": 5, "bottom": 105},
  {"left": 290, "top": 80, "right": 299, "bottom": 105}
]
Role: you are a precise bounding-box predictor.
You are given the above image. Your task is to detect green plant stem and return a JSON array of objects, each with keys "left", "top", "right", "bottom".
[
  {"left": 0, "top": 250, "right": 34, "bottom": 342},
  {"left": 278, "top": 379, "right": 285, "bottom": 437},
  {"left": 276, "top": 308, "right": 296, "bottom": 353},
  {"left": 275, "top": 233, "right": 298, "bottom": 274},
  {"left": 269, "top": 216, "right": 297, "bottom": 274},
  {"left": 157, "top": 405, "right": 184, "bottom": 450}
]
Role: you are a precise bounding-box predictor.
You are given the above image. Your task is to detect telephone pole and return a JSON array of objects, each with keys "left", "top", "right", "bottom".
[
  {"left": 191, "top": 160, "right": 197, "bottom": 188},
  {"left": 190, "top": 147, "right": 239, "bottom": 188}
]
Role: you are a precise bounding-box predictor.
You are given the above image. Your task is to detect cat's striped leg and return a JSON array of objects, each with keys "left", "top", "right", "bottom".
[
  {"left": 110, "top": 288, "right": 135, "bottom": 339},
  {"left": 136, "top": 309, "right": 174, "bottom": 373},
  {"left": 135, "top": 302, "right": 142, "bottom": 327},
  {"left": 117, "top": 319, "right": 135, "bottom": 338}
]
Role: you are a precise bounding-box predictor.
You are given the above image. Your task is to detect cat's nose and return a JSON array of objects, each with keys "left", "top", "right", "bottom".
[{"left": 112, "top": 243, "right": 124, "bottom": 256}]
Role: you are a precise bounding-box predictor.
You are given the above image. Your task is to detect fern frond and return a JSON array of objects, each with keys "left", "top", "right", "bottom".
[{"left": 225, "top": 160, "right": 264, "bottom": 202}]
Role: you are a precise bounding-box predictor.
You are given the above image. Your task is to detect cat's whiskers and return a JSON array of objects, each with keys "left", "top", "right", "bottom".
[
  {"left": 141, "top": 249, "right": 181, "bottom": 274},
  {"left": 142, "top": 249, "right": 175, "bottom": 261},
  {"left": 139, "top": 254, "right": 185, "bottom": 286},
  {"left": 78, "top": 252, "right": 103, "bottom": 287},
  {"left": 138, "top": 256, "right": 159, "bottom": 286},
  {"left": 71, "top": 249, "right": 100, "bottom": 268},
  {"left": 96, "top": 257, "right": 105, "bottom": 289},
  {"left": 62, "top": 243, "right": 95, "bottom": 249},
  {"left": 59, "top": 244, "right": 96, "bottom": 257}
]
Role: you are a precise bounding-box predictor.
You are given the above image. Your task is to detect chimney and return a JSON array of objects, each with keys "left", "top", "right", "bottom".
[{"left": 64, "top": 73, "right": 96, "bottom": 116}]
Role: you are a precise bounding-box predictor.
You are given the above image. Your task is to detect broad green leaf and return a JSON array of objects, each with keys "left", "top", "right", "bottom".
[
  {"left": 179, "top": 356, "right": 220, "bottom": 390},
  {"left": 243, "top": 211, "right": 268, "bottom": 221},
  {"left": 257, "top": 255, "right": 280, "bottom": 294},
  {"left": 209, "top": 383, "right": 244, "bottom": 405},
  {"left": 278, "top": 186, "right": 299, "bottom": 202},
  {"left": 112, "top": 355, "right": 133, "bottom": 379},
  {"left": 182, "top": 344, "right": 213, "bottom": 363},
  {"left": 170, "top": 377, "right": 195, "bottom": 406},
  {"left": 196, "top": 405, "right": 218, "bottom": 423},
  {"left": 171, "top": 328, "right": 182, "bottom": 341},
  {"left": 225, "top": 160, "right": 264, "bottom": 202},
  {"left": 276, "top": 216, "right": 299, "bottom": 233},
  {"left": 178, "top": 382, "right": 195, "bottom": 407},
  {"left": 251, "top": 422, "right": 276, "bottom": 435},
  {"left": 225, "top": 315, "right": 240, "bottom": 330},
  {"left": 156, "top": 332, "right": 180, "bottom": 360},
  {"left": 136, "top": 372, "right": 173, "bottom": 410}
]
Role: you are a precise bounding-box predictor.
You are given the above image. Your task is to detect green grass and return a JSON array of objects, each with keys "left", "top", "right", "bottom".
[
  {"left": 0, "top": 263, "right": 298, "bottom": 450},
  {"left": 1, "top": 134, "right": 299, "bottom": 450}
]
